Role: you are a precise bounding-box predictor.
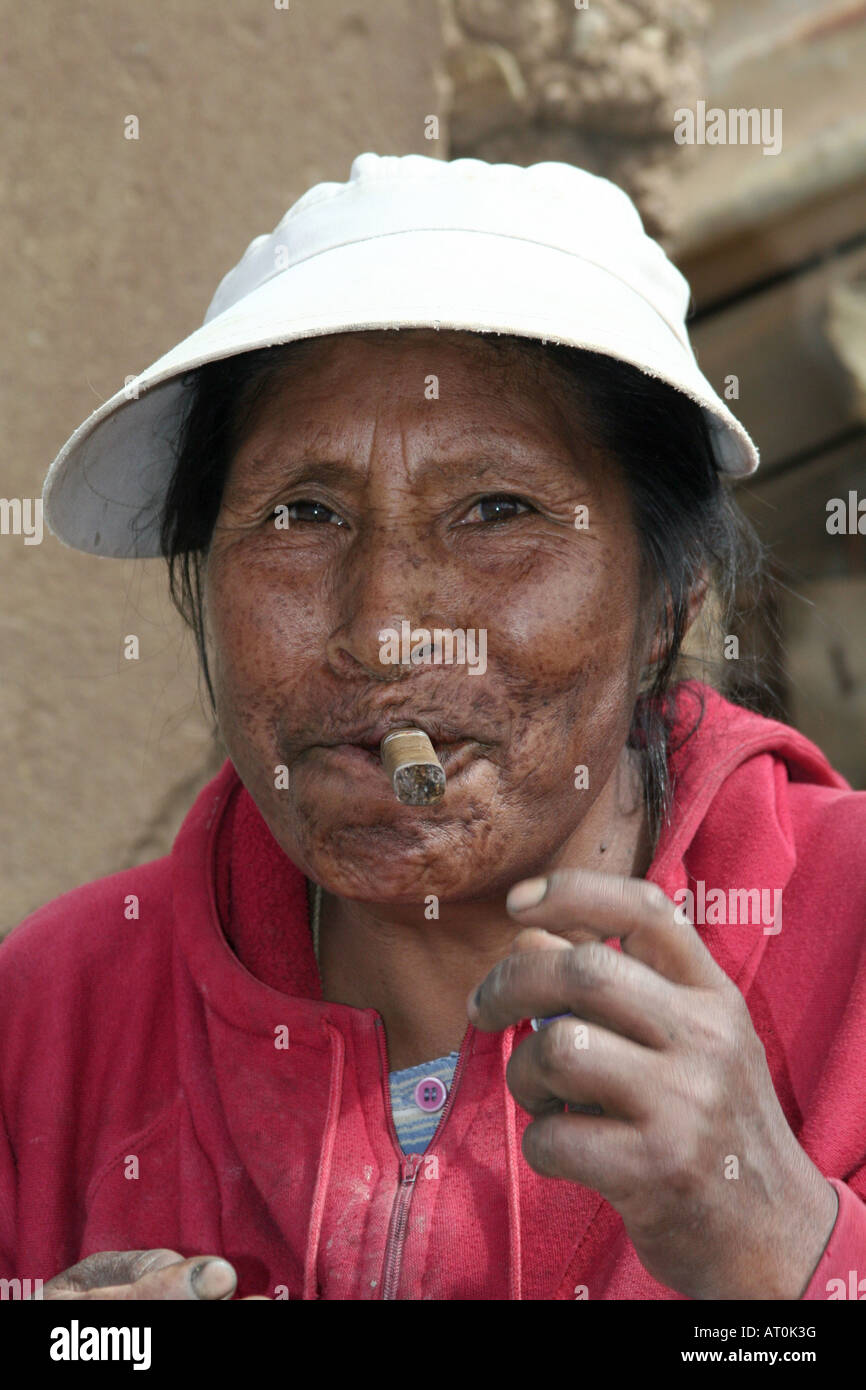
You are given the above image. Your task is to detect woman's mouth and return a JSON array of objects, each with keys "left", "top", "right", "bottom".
[{"left": 318, "top": 737, "right": 475, "bottom": 781}]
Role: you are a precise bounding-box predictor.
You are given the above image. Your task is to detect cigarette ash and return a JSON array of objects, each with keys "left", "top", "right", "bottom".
[{"left": 393, "top": 763, "right": 446, "bottom": 805}]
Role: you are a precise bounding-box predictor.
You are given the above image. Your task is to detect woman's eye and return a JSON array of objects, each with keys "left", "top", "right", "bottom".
[
  {"left": 271, "top": 499, "right": 345, "bottom": 526},
  {"left": 464, "top": 494, "right": 532, "bottom": 524}
]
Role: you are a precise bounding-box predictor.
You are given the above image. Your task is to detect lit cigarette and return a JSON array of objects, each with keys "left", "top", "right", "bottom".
[{"left": 380, "top": 728, "right": 446, "bottom": 805}]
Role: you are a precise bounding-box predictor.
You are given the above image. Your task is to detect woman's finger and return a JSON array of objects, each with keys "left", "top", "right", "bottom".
[
  {"left": 43, "top": 1254, "right": 239, "bottom": 1301},
  {"left": 505, "top": 870, "right": 728, "bottom": 989},
  {"left": 521, "top": 1110, "right": 644, "bottom": 1195},
  {"left": 506, "top": 1016, "right": 658, "bottom": 1121},
  {"left": 470, "top": 931, "right": 689, "bottom": 1049}
]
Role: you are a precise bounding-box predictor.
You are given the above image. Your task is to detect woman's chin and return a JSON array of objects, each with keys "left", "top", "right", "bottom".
[
  {"left": 256, "top": 749, "right": 529, "bottom": 898},
  {"left": 292, "top": 820, "right": 486, "bottom": 900},
  {"left": 281, "top": 797, "right": 511, "bottom": 903}
]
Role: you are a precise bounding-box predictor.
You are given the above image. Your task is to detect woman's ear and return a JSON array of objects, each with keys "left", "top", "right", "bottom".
[{"left": 644, "top": 571, "right": 710, "bottom": 669}]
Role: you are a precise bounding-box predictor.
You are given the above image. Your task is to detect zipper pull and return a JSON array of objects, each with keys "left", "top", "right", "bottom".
[{"left": 400, "top": 1152, "right": 423, "bottom": 1183}]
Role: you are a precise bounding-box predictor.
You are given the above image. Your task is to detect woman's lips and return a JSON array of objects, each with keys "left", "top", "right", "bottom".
[{"left": 316, "top": 738, "right": 475, "bottom": 783}]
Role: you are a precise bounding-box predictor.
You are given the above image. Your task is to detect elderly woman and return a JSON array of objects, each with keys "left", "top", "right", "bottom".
[{"left": 2, "top": 153, "right": 865, "bottom": 1303}]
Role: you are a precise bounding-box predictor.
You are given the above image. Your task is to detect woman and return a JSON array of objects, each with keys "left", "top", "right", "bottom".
[{"left": 3, "top": 153, "right": 865, "bottom": 1301}]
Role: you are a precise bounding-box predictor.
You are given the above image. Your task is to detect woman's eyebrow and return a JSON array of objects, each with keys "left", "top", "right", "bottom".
[
  {"left": 248, "top": 458, "right": 360, "bottom": 490},
  {"left": 419, "top": 454, "right": 570, "bottom": 483},
  {"left": 226, "top": 457, "right": 357, "bottom": 502}
]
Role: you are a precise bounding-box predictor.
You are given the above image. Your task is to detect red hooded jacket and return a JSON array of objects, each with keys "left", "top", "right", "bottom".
[{"left": 2, "top": 685, "right": 865, "bottom": 1300}]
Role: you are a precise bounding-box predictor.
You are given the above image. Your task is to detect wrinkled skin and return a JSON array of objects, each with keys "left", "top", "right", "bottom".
[
  {"left": 204, "top": 329, "right": 655, "bottom": 1067},
  {"left": 46, "top": 329, "right": 836, "bottom": 1299}
]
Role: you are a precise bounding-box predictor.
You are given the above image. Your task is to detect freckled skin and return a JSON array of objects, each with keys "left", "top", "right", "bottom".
[{"left": 204, "top": 329, "right": 662, "bottom": 1067}]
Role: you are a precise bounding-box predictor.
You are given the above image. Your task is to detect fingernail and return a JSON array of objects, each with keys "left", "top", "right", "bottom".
[
  {"left": 507, "top": 877, "right": 548, "bottom": 914},
  {"left": 191, "top": 1259, "right": 237, "bottom": 1299}
]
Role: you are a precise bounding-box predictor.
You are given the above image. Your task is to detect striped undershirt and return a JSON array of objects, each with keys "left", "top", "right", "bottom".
[{"left": 388, "top": 1052, "right": 460, "bottom": 1153}]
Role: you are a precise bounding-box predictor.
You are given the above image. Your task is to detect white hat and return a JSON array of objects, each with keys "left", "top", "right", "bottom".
[{"left": 43, "top": 152, "right": 759, "bottom": 558}]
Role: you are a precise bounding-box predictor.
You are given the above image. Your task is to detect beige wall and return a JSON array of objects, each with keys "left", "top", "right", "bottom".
[{"left": 0, "top": 0, "right": 445, "bottom": 932}]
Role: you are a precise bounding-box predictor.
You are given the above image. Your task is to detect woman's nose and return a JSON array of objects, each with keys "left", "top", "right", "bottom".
[{"left": 324, "top": 531, "right": 449, "bottom": 682}]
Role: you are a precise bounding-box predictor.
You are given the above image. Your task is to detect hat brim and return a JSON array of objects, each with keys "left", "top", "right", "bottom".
[{"left": 43, "top": 228, "right": 759, "bottom": 558}]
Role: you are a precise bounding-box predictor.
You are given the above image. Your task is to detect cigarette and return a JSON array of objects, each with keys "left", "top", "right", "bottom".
[{"left": 380, "top": 728, "right": 446, "bottom": 805}]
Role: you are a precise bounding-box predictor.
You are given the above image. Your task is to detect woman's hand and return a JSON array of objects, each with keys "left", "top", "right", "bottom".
[
  {"left": 39, "top": 1249, "right": 269, "bottom": 1299},
  {"left": 468, "top": 870, "right": 838, "bottom": 1301}
]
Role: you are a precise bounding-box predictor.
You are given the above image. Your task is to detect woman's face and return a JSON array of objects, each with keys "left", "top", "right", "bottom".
[{"left": 204, "top": 329, "right": 655, "bottom": 903}]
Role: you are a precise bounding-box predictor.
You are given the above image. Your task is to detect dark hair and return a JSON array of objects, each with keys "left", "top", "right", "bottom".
[{"left": 159, "top": 330, "right": 769, "bottom": 844}]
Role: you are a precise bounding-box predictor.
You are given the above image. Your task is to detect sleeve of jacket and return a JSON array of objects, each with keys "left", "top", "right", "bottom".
[
  {"left": 801, "top": 1178, "right": 866, "bottom": 1299},
  {"left": 0, "top": 1103, "right": 17, "bottom": 1281}
]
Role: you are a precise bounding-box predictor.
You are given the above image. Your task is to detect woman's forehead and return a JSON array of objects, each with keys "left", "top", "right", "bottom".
[
  {"left": 253, "top": 326, "right": 565, "bottom": 384},
  {"left": 234, "top": 329, "right": 586, "bottom": 444}
]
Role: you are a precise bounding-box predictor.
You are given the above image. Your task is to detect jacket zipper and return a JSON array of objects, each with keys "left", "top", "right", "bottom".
[
  {"left": 375, "top": 1015, "right": 471, "bottom": 1300},
  {"left": 380, "top": 1151, "right": 422, "bottom": 1299}
]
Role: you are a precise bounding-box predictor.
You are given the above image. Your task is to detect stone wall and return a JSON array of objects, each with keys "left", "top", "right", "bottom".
[{"left": 442, "top": 0, "right": 711, "bottom": 240}]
